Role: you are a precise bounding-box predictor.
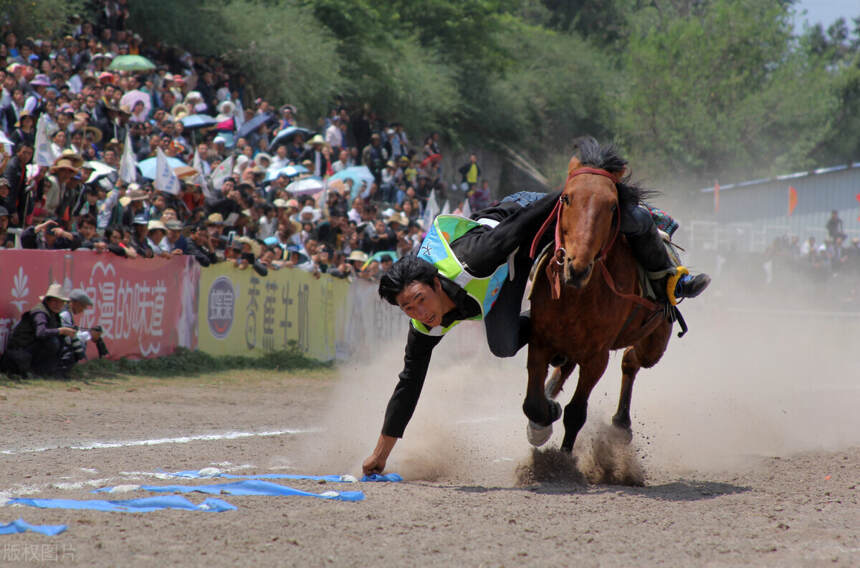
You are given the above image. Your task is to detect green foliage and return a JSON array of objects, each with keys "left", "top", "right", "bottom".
[
  {"left": 127, "top": 0, "right": 343, "bottom": 121},
  {"left": 122, "top": 0, "right": 859, "bottom": 187},
  {"left": 75, "top": 346, "right": 328, "bottom": 379},
  {"left": 486, "top": 18, "right": 617, "bottom": 155},
  {"left": 0, "top": 0, "right": 90, "bottom": 38},
  {"left": 615, "top": 0, "right": 841, "bottom": 182}
]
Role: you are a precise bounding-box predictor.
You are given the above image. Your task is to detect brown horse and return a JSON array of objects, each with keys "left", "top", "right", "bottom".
[{"left": 523, "top": 143, "right": 673, "bottom": 453}]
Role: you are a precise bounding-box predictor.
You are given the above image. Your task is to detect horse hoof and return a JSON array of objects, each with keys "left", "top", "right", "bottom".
[{"left": 527, "top": 421, "right": 553, "bottom": 447}]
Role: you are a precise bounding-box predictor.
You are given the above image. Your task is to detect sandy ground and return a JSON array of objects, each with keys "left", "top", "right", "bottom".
[{"left": 0, "top": 302, "right": 858, "bottom": 567}]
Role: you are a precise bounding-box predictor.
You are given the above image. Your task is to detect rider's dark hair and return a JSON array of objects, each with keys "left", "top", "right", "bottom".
[{"left": 378, "top": 255, "right": 439, "bottom": 306}]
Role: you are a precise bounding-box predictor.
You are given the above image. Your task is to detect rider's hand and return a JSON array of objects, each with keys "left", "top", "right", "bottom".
[
  {"left": 362, "top": 434, "right": 397, "bottom": 476},
  {"left": 362, "top": 453, "right": 387, "bottom": 476},
  {"left": 91, "top": 330, "right": 102, "bottom": 341}
]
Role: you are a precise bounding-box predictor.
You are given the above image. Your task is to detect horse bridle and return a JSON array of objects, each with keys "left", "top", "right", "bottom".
[
  {"left": 529, "top": 167, "right": 660, "bottom": 310},
  {"left": 528, "top": 167, "right": 622, "bottom": 262}
]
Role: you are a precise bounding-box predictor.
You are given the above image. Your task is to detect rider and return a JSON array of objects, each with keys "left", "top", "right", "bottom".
[{"left": 362, "top": 146, "right": 710, "bottom": 475}]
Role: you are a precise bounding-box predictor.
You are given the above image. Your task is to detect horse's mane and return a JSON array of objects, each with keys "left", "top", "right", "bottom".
[{"left": 571, "top": 137, "right": 656, "bottom": 209}]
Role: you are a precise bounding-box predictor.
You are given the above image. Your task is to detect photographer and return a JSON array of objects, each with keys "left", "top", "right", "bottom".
[
  {"left": 0, "top": 283, "right": 76, "bottom": 379},
  {"left": 58, "top": 289, "right": 107, "bottom": 376}
]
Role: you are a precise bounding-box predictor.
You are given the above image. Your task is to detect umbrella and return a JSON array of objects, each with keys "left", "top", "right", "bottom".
[
  {"left": 108, "top": 55, "right": 156, "bottom": 72},
  {"left": 180, "top": 114, "right": 217, "bottom": 130},
  {"left": 264, "top": 164, "right": 308, "bottom": 182},
  {"left": 137, "top": 156, "right": 187, "bottom": 180},
  {"left": 285, "top": 176, "right": 325, "bottom": 196},
  {"left": 271, "top": 126, "right": 314, "bottom": 149},
  {"left": 362, "top": 250, "right": 398, "bottom": 270},
  {"left": 329, "top": 166, "right": 375, "bottom": 197},
  {"left": 236, "top": 112, "right": 273, "bottom": 139},
  {"left": 83, "top": 161, "right": 116, "bottom": 183},
  {"left": 120, "top": 89, "right": 151, "bottom": 121}
]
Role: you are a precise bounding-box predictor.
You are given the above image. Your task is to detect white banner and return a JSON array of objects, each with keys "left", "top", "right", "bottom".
[
  {"left": 118, "top": 130, "right": 137, "bottom": 184},
  {"left": 154, "top": 147, "right": 180, "bottom": 195}
]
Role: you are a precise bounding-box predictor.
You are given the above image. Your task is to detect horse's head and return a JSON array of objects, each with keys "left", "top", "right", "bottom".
[{"left": 556, "top": 156, "right": 624, "bottom": 289}]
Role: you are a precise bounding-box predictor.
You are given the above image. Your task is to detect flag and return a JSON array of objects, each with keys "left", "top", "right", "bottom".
[
  {"left": 154, "top": 147, "right": 180, "bottom": 195},
  {"left": 34, "top": 115, "right": 54, "bottom": 166},
  {"left": 422, "top": 190, "right": 439, "bottom": 230},
  {"left": 209, "top": 155, "right": 233, "bottom": 193},
  {"left": 440, "top": 199, "right": 450, "bottom": 216},
  {"left": 461, "top": 199, "right": 472, "bottom": 219},
  {"left": 192, "top": 149, "right": 214, "bottom": 200},
  {"left": 713, "top": 182, "right": 720, "bottom": 214},
  {"left": 118, "top": 131, "right": 137, "bottom": 184},
  {"left": 787, "top": 186, "right": 798, "bottom": 216},
  {"left": 856, "top": 193, "right": 860, "bottom": 221}
]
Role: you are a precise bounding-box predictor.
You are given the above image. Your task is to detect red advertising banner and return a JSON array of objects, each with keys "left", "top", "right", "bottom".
[{"left": 0, "top": 251, "right": 199, "bottom": 360}]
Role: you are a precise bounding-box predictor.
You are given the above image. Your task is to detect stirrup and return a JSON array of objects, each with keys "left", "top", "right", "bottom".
[{"left": 666, "top": 266, "right": 689, "bottom": 306}]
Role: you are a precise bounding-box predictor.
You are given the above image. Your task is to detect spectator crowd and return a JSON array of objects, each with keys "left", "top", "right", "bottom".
[{"left": 0, "top": 2, "right": 497, "bottom": 286}]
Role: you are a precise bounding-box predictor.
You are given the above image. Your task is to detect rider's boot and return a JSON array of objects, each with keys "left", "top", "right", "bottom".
[{"left": 625, "top": 224, "right": 710, "bottom": 302}]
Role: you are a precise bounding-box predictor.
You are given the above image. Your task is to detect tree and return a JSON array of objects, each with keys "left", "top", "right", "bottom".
[{"left": 614, "top": 0, "right": 841, "bottom": 183}]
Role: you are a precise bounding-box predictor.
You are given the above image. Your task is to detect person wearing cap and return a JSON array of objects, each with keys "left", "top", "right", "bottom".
[
  {"left": 120, "top": 184, "right": 148, "bottom": 227},
  {"left": 58, "top": 289, "right": 103, "bottom": 371},
  {"left": 44, "top": 155, "right": 80, "bottom": 216},
  {"left": 146, "top": 219, "right": 170, "bottom": 257},
  {"left": 361, "top": 132, "right": 389, "bottom": 186},
  {"left": 301, "top": 134, "right": 330, "bottom": 177},
  {"left": 163, "top": 219, "right": 188, "bottom": 254},
  {"left": 4, "top": 141, "right": 33, "bottom": 226},
  {"left": 10, "top": 108, "right": 35, "bottom": 148},
  {"left": 25, "top": 73, "right": 51, "bottom": 119},
  {"left": 0, "top": 283, "right": 76, "bottom": 378}
]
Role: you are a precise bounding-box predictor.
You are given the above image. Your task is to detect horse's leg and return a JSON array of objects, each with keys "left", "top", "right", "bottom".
[
  {"left": 524, "top": 345, "right": 563, "bottom": 447},
  {"left": 612, "top": 321, "right": 673, "bottom": 443},
  {"left": 545, "top": 361, "right": 576, "bottom": 400},
  {"left": 560, "top": 352, "right": 609, "bottom": 453}
]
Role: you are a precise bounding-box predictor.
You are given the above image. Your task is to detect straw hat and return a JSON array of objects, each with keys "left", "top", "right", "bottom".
[
  {"left": 147, "top": 220, "right": 167, "bottom": 232},
  {"left": 83, "top": 125, "right": 102, "bottom": 143},
  {"left": 347, "top": 250, "right": 368, "bottom": 263},
  {"left": 387, "top": 212, "right": 409, "bottom": 227},
  {"left": 237, "top": 236, "right": 261, "bottom": 258},
  {"left": 57, "top": 151, "right": 85, "bottom": 169},
  {"left": 49, "top": 158, "right": 79, "bottom": 174},
  {"left": 309, "top": 134, "right": 325, "bottom": 145},
  {"left": 171, "top": 103, "right": 190, "bottom": 118},
  {"left": 39, "top": 283, "right": 69, "bottom": 302}
]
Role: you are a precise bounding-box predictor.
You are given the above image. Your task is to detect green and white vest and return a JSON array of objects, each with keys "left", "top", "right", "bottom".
[{"left": 413, "top": 214, "right": 509, "bottom": 336}]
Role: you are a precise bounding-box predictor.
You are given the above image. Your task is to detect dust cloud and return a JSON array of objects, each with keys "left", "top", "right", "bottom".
[{"left": 300, "top": 277, "right": 859, "bottom": 485}]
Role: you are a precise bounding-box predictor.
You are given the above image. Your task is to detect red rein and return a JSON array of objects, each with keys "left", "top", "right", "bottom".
[
  {"left": 528, "top": 167, "right": 621, "bottom": 259},
  {"left": 530, "top": 167, "right": 659, "bottom": 309}
]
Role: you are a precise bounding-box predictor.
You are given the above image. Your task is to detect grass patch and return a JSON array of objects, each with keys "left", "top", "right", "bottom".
[{"left": 73, "top": 346, "right": 330, "bottom": 379}]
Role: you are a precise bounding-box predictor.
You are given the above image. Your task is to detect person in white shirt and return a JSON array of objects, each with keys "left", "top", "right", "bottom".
[
  {"left": 325, "top": 118, "right": 343, "bottom": 152},
  {"left": 146, "top": 220, "right": 171, "bottom": 256}
]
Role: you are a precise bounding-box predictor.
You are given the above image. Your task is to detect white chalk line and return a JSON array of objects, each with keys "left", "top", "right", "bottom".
[
  {"left": 0, "top": 428, "right": 319, "bottom": 456},
  {"left": 0, "top": 462, "right": 259, "bottom": 503}
]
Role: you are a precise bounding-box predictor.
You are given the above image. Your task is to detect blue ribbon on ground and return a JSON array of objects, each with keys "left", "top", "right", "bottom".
[
  {"left": 360, "top": 473, "right": 403, "bottom": 482},
  {"left": 110, "top": 480, "right": 364, "bottom": 502},
  {"left": 0, "top": 519, "right": 67, "bottom": 536},
  {"left": 8, "top": 495, "right": 235, "bottom": 513}
]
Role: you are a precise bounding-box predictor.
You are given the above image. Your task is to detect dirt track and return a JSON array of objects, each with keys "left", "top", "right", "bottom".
[{"left": 0, "top": 364, "right": 857, "bottom": 567}]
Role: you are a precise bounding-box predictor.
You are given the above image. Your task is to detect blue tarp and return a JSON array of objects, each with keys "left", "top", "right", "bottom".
[
  {"left": 0, "top": 519, "right": 67, "bottom": 536},
  {"left": 118, "top": 480, "right": 364, "bottom": 502},
  {"left": 8, "top": 495, "right": 235, "bottom": 513}
]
